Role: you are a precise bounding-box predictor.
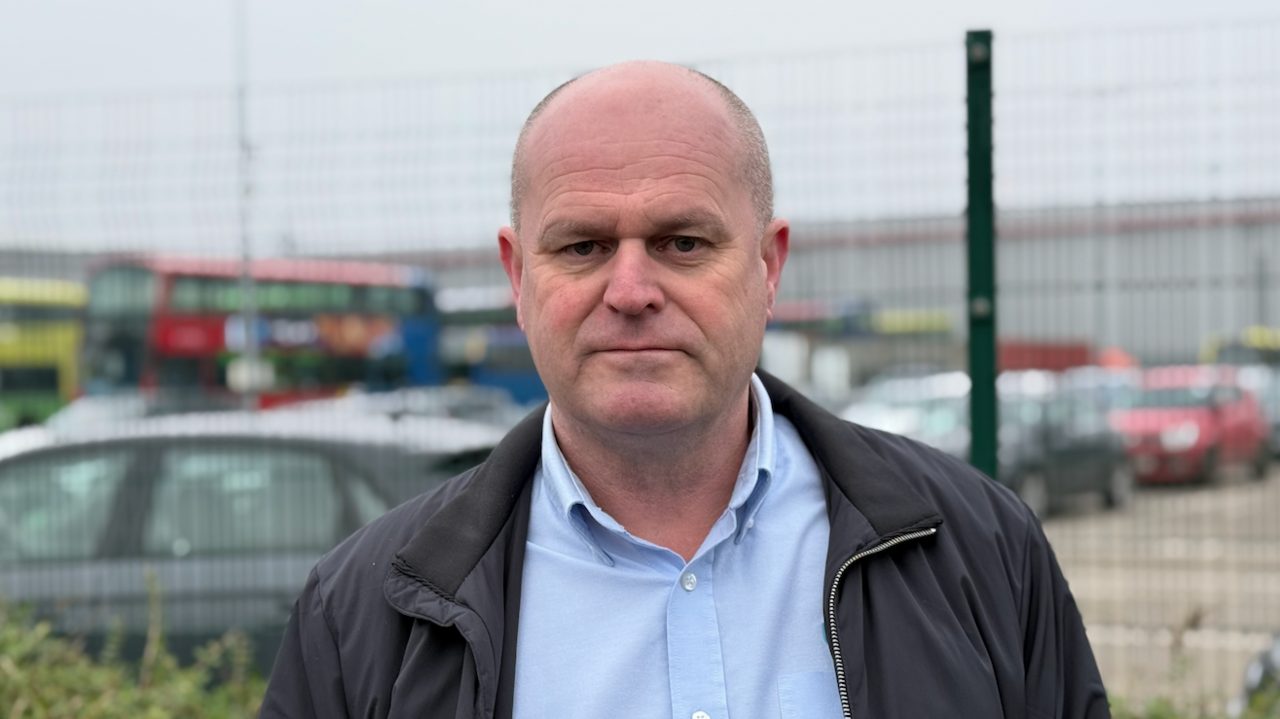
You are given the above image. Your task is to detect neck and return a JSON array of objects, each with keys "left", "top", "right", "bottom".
[{"left": 551, "top": 390, "right": 753, "bottom": 562}]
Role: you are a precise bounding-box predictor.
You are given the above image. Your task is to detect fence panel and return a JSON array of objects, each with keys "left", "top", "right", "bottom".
[{"left": 0, "top": 24, "right": 1278, "bottom": 709}]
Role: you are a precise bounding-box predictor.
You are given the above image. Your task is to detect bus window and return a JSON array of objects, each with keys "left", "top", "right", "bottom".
[
  {"left": 169, "top": 278, "right": 370, "bottom": 314},
  {"left": 88, "top": 268, "right": 156, "bottom": 317},
  {"left": 0, "top": 305, "right": 80, "bottom": 322},
  {"left": 169, "top": 277, "right": 203, "bottom": 312},
  {"left": 366, "top": 286, "right": 424, "bottom": 315},
  {"left": 0, "top": 367, "right": 59, "bottom": 392}
]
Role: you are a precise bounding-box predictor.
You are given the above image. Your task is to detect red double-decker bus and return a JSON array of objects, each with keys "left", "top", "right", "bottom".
[{"left": 81, "top": 255, "right": 442, "bottom": 407}]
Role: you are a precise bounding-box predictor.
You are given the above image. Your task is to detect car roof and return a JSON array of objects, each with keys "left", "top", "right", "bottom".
[
  {"left": 0, "top": 409, "right": 509, "bottom": 465},
  {"left": 0, "top": 426, "right": 56, "bottom": 463}
]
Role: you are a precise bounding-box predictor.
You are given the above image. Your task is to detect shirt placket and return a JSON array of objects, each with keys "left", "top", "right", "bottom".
[{"left": 666, "top": 551, "right": 729, "bottom": 719}]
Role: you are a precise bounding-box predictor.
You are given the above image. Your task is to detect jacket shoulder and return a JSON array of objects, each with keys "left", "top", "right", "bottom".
[
  {"left": 846, "top": 420, "right": 1036, "bottom": 539},
  {"left": 312, "top": 466, "right": 482, "bottom": 593}
]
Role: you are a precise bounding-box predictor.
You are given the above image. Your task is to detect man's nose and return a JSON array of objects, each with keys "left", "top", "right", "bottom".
[{"left": 602, "top": 242, "right": 665, "bottom": 315}]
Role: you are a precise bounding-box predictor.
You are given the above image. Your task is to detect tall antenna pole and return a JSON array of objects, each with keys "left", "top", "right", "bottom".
[{"left": 234, "top": 0, "right": 260, "bottom": 410}]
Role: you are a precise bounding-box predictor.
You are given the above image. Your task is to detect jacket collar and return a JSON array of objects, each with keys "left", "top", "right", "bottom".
[
  {"left": 756, "top": 370, "right": 943, "bottom": 542},
  {"left": 392, "top": 402, "right": 546, "bottom": 600},
  {"left": 391, "top": 370, "right": 942, "bottom": 600}
]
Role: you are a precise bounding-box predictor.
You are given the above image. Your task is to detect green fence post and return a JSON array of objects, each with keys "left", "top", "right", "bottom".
[{"left": 966, "top": 30, "right": 998, "bottom": 479}]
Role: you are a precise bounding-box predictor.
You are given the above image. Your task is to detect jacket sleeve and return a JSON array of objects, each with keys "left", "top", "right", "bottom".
[
  {"left": 1019, "top": 519, "right": 1111, "bottom": 719},
  {"left": 259, "top": 568, "right": 351, "bottom": 719}
]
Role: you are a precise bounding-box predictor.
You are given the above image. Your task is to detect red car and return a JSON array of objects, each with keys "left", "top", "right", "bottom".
[{"left": 1110, "top": 366, "right": 1270, "bottom": 484}]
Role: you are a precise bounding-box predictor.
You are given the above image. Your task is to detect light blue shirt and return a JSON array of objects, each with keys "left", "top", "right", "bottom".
[{"left": 513, "top": 374, "right": 841, "bottom": 719}]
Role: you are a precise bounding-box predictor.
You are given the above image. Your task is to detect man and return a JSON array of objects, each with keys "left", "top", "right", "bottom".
[{"left": 260, "top": 62, "right": 1108, "bottom": 718}]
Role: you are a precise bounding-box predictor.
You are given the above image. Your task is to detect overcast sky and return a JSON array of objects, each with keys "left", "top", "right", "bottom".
[
  {"left": 2, "top": 1, "right": 1277, "bottom": 255},
  {"left": 4, "top": 0, "right": 1279, "bottom": 97}
]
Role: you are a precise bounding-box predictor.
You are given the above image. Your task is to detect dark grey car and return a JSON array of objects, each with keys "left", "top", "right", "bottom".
[
  {"left": 842, "top": 369, "right": 1133, "bottom": 517},
  {"left": 0, "top": 410, "right": 506, "bottom": 675},
  {"left": 996, "top": 387, "right": 1133, "bottom": 517}
]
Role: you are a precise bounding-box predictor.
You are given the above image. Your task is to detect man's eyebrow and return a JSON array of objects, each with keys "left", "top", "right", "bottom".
[
  {"left": 537, "top": 218, "right": 609, "bottom": 246},
  {"left": 536, "top": 210, "right": 729, "bottom": 247},
  {"left": 650, "top": 210, "right": 729, "bottom": 235}
]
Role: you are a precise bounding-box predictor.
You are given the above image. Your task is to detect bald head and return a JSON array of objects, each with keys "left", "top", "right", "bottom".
[{"left": 509, "top": 62, "right": 773, "bottom": 236}]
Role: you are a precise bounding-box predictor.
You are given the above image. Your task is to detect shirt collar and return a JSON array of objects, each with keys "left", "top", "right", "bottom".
[{"left": 538, "top": 373, "right": 777, "bottom": 564}]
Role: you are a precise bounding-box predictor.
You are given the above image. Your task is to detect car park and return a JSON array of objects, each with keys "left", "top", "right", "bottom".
[
  {"left": 841, "top": 369, "right": 1132, "bottom": 516},
  {"left": 0, "top": 409, "right": 505, "bottom": 675},
  {"left": 1110, "top": 366, "right": 1270, "bottom": 484}
]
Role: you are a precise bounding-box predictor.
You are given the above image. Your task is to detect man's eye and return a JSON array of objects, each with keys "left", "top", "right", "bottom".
[
  {"left": 570, "top": 241, "right": 595, "bottom": 256},
  {"left": 672, "top": 237, "right": 699, "bottom": 252}
]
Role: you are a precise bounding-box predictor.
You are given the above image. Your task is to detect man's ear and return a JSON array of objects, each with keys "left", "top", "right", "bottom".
[
  {"left": 761, "top": 219, "right": 790, "bottom": 321},
  {"left": 498, "top": 227, "right": 524, "bottom": 329}
]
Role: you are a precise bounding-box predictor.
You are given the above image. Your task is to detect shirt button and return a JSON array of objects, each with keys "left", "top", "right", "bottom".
[
  {"left": 680, "top": 572, "right": 697, "bottom": 592},
  {"left": 693, "top": 712, "right": 711, "bottom": 719}
]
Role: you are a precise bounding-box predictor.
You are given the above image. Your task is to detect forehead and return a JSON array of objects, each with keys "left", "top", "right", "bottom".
[
  {"left": 520, "top": 70, "right": 748, "bottom": 226},
  {"left": 529, "top": 67, "right": 739, "bottom": 154}
]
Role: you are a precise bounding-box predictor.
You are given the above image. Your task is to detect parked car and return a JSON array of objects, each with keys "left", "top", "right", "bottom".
[
  {"left": 841, "top": 370, "right": 1132, "bottom": 516},
  {"left": 281, "top": 383, "right": 536, "bottom": 430},
  {"left": 1238, "top": 365, "right": 1280, "bottom": 458},
  {"left": 1059, "top": 365, "right": 1140, "bottom": 413},
  {"left": 1110, "top": 366, "right": 1270, "bottom": 484},
  {"left": 0, "top": 410, "right": 505, "bottom": 675},
  {"left": 43, "top": 390, "right": 241, "bottom": 439},
  {"left": 841, "top": 371, "right": 972, "bottom": 460},
  {"left": 996, "top": 371, "right": 1133, "bottom": 516}
]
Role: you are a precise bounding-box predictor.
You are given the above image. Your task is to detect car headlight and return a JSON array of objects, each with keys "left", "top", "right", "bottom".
[{"left": 1160, "top": 422, "right": 1200, "bottom": 451}]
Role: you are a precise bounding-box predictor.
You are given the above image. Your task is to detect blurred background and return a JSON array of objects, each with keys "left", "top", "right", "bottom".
[{"left": 2, "top": 1, "right": 1280, "bottom": 714}]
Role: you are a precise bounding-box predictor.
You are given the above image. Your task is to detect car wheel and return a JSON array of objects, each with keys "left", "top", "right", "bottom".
[
  {"left": 1018, "top": 472, "right": 1051, "bottom": 518},
  {"left": 1195, "top": 448, "right": 1221, "bottom": 486},
  {"left": 1253, "top": 444, "right": 1270, "bottom": 481},
  {"left": 1105, "top": 462, "right": 1134, "bottom": 509}
]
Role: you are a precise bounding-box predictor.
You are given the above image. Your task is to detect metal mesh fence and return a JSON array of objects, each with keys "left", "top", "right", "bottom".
[
  {"left": 994, "top": 25, "right": 1280, "bottom": 710},
  {"left": 1, "top": 21, "right": 1279, "bottom": 708}
]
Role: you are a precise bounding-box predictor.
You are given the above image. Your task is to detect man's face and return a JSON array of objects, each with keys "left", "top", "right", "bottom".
[{"left": 500, "top": 69, "right": 788, "bottom": 438}]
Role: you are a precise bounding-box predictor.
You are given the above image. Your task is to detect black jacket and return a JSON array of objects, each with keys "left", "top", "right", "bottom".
[{"left": 260, "top": 372, "right": 1109, "bottom": 718}]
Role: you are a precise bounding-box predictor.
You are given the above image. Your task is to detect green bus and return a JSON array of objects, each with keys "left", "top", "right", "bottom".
[{"left": 0, "top": 278, "right": 85, "bottom": 430}]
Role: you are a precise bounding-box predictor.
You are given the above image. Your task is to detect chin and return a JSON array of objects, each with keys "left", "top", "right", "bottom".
[{"left": 582, "top": 383, "right": 700, "bottom": 436}]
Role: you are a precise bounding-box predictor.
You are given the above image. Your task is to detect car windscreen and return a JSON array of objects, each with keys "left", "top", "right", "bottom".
[{"left": 1131, "top": 387, "right": 1214, "bottom": 409}]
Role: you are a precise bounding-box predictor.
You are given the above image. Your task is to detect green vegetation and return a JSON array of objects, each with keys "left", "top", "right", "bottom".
[
  {"left": 0, "top": 594, "right": 264, "bottom": 718},
  {"left": 1111, "top": 693, "right": 1280, "bottom": 719},
  {"left": 2, "top": 577, "right": 1277, "bottom": 719}
]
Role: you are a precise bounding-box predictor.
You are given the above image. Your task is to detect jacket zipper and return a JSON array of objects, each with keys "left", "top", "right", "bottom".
[{"left": 827, "top": 527, "right": 939, "bottom": 719}]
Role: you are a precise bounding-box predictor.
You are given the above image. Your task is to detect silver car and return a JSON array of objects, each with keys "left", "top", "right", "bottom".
[{"left": 0, "top": 410, "right": 506, "bottom": 675}]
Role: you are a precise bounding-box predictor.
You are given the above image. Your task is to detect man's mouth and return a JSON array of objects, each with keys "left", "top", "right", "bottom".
[{"left": 593, "top": 346, "right": 683, "bottom": 357}]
